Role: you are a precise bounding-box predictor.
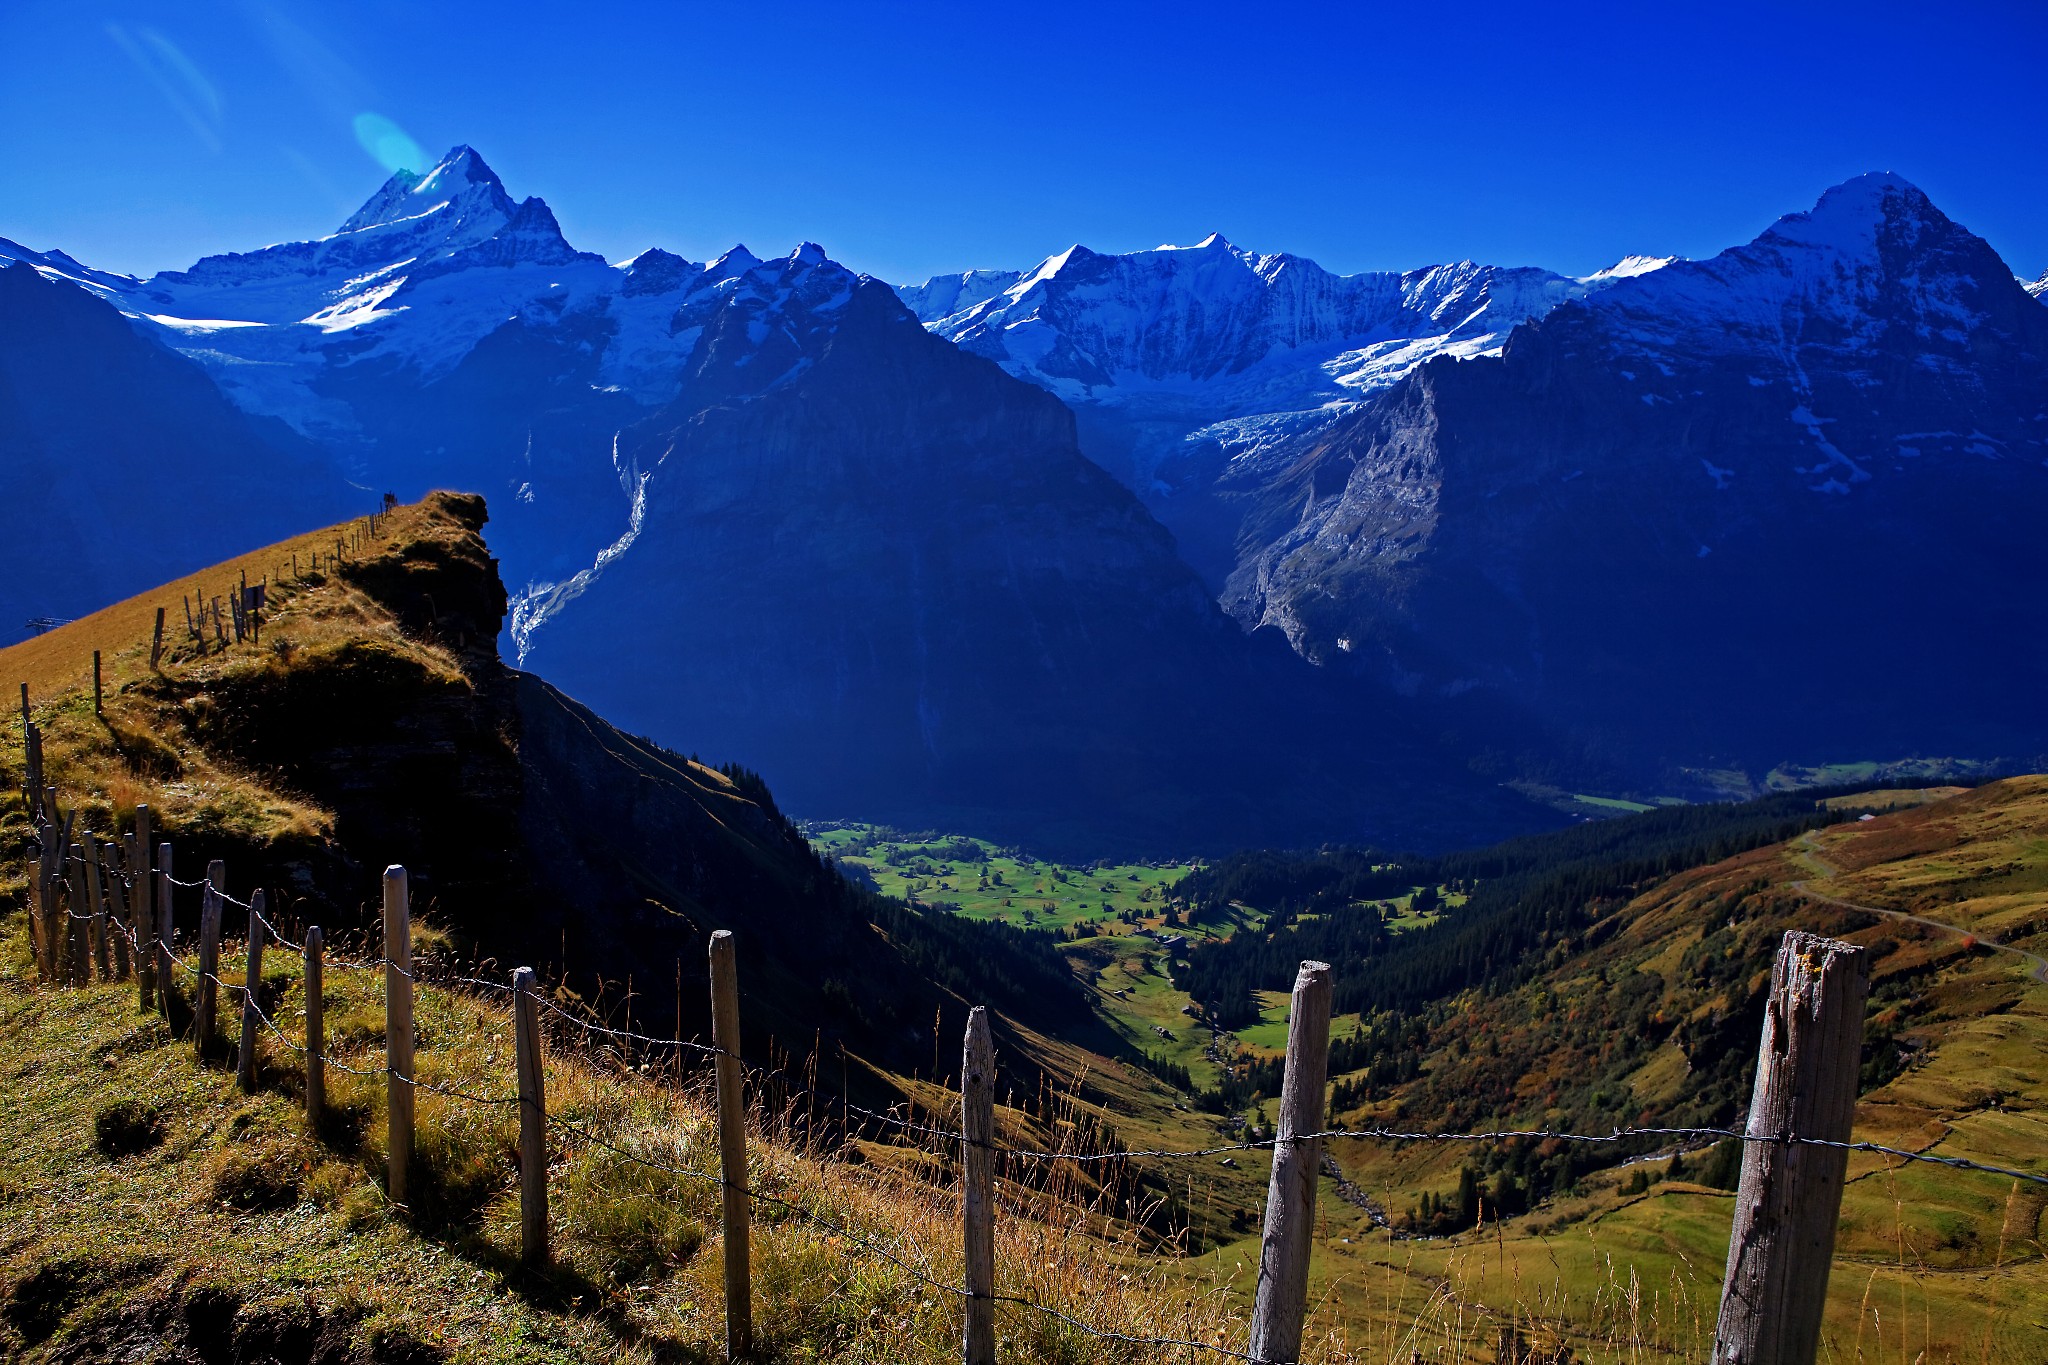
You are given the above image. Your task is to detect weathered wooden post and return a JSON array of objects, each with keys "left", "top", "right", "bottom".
[
  {"left": 1710, "top": 931, "right": 1870, "bottom": 1365},
  {"left": 237, "top": 889, "right": 268, "bottom": 1090},
  {"left": 66, "top": 847, "right": 92, "bottom": 984},
  {"left": 194, "top": 860, "right": 225, "bottom": 1053},
  {"left": 103, "top": 839, "right": 131, "bottom": 978},
  {"left": 133, "top": 806, "right": 154, "bottom": 1006},
  {"left": 150, "top": 607, "right": 166, "bottom": 670},
  {"left": 45, "top": 794, "right": 73, "bottom": 983},
  {"left": 513, "top": 966, "right": 548, "bottom": 1267},
  {"left": 385, "top": 865, "right": 414, "bottom": 1205},
  {"left": 709, "top": 929, "right": 752, "bottom": 1359},
  {"left": 961, "top": 1006, "right": 997, "bottom": 1365},
  {"left": 84, "top": 837, "right": 112, "bottom": 979},
  {"left": 1248, "top": 960, "right": 1333, "bottom": 1365},
  {"left": 28, "top": 793, "right": 49, "bottom": 981},
  {"left": 304, "top": 926, "right": 326, "bottom": 1131},
  {"left": 92, "top": 650, "right": 102, "bottom": 715},
  {"left": 155, "top": 841, "right": 175, "bottom": 1018}
]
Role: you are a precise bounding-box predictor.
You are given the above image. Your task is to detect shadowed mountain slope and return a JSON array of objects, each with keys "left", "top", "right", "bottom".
[
  {"left": 0, "top": 263, "right": 357, "bottom": 639},
  {"left": 1224, "top": 174, "right": 2048, "bottom": 778}
]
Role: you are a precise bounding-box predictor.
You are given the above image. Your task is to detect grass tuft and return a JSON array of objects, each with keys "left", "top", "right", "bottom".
[{"left": 92, "top": 1097, "right": 166, "bottom": 1157}]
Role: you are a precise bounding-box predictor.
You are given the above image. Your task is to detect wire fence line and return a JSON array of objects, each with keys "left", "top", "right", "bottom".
[
  {"left": 46, "top": 887, "right": 2048, "bottom": 1194},
  {"left": 25, "top": 837, "right": 2048, "bottom": 1365},
  {"left": 57, "top": 888, "right": 1270, "bottom": 1360}
]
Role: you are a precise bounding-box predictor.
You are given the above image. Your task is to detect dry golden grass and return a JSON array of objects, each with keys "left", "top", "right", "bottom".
[
  {"left": 0, "top": 912, "right": 1285, "bottom": 1364},
  {"left": 0, "top": 497, "right": 486, "bottom": 892},
  {"left": 1, "top": 504, "right": 398, "bottom": 702}
]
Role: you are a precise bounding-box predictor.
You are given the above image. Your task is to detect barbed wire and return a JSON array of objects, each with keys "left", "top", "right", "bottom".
[
  {"left": 543, "top": 1111, "right": 1264, "bottom": 1363},
  {"left": 31, "top": 884, "right": 2048, "bottom": 1365},
  {"left": 40, "top": 889, "right": 2048, "bottom": 1193}
]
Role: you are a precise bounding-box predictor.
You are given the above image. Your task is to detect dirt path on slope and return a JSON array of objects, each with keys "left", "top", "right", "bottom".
[{"left": 1789, "top": 832, "right": 2048, "bottom": 986}]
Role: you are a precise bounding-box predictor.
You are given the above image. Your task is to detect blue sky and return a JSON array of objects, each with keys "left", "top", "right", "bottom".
[{"left": 3, "top": 0, "right": 2044, "bottom": 285}]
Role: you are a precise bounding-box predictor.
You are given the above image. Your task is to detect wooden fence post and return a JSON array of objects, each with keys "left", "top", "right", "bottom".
[
  {"left": 155, "top": 842, "right": 175, "bottom": 1018},
  {"left": 237, "top": 889, "right": 268, "bottom": 1090},
  {"left": 513, "top": 966, "right": 548, "bottom": 1267},
  {"left": 150, "top": 607, "right": 166, "bottom": 670},
  {"left": 304, "top": 926, "right": 326, "bottom": 1131},
  {"left": 67, "top": 848, "right": 91, "bottom": 985},
  {"left": 1710, "top": 931, "right": 1870, "bottom": 1365},
  {"left": 47, "top": 794, "right": 73, "bottom": 983},
  {"left": 134, "top": 805, "right": 154, "bottom": 1007},
  {"left": 122, "top": 835, "right": 141, "bottom": 992},
  {"left": 30, "top": 794, "right": 52, "bottom": 982},
  {"left": 194, "top": 860, "right": 225, "bottom": 1054},
  {"left": 92, "top": 650, "right": 102, "bottom": 715},
  {"left": 1248, "top": 960, "right": 1333, "bottom": 1365},
  {"left": 961, "top": 1006, "right": 997, "bottom": 1365},
  {"left": 709, "top": 929, "right": 751, "bottom": 1360},
  {"left": 99, "top": 839, "right": 130, "bottom": 980},
  {"left": 385, "top": 865, "right": 413, "bottom": 1205},
  {"left": 84, "top": 837, "right": 112, "bottom": 979}
]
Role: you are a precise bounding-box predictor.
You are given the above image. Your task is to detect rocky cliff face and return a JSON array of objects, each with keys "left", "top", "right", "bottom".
[
  {"left": 1226, "top": 174, "right": 2048, "bottom": 775},
  {"left": 152, "top": 493, "right": 1084, "bottom": 1068},
  {"left": 900, "top": 236, "right": 1655, "bottom": 585},
  {"left": 512, "top": 251, "right": 1540, "bottom": 852}
]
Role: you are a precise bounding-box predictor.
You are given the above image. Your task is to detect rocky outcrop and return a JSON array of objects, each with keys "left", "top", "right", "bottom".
[{"left": 1227, "top": 175, "right": 2048, "bottom": 775}]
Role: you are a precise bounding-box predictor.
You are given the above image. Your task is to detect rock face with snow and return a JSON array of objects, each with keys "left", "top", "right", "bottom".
[
  {"left": 0, "top": 262, "right": 357, "bottom": 630},
  {"left": 508, "top": 246, "right": 1534, "bottom": 851},
  {"left": 900, "top": 236, "right": 1663, "bottom": 583},
  {"left": 9, "top": 148, "right": 2043, "bottom": 813},
  {"left": 1224, "top": 174, "right": 2048, "bottom": 772}
]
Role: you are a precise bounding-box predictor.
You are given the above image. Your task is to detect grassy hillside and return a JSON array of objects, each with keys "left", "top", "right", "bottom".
[
  {"left": 0, "top": 495, "right": 1082, "bottom": 1086},
  {"left": 0, "top": 917, "right": 1247, "bottom": 1364},
  {"left": 1184, "top": 780, "right": 2048, "bottom": 1361}
]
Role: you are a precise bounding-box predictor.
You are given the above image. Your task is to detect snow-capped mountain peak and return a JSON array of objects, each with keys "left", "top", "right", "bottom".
[
  {"left": 1579, "top": 254, "right": 1677, "bottom": 284},
  {"left": 1559, "top": 170, "right": 2023, "bottom": 377},
  {"left": 337, "top": 144, "right": 514, "bottom": 235}
]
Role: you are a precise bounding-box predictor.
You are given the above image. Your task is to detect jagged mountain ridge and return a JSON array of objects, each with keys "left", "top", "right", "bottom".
[
  {"left": 8, "top": 149, "right": 2043, "bottom": 817},
  {"left": 512, "top": 247, "right": 1541, "bottom": 852},
  {"left": 896, "top": 235, "right": 1668, "bottom": 582},
  {"left": 1224, "top": 173, "right": 2048, "bottom": 774}
]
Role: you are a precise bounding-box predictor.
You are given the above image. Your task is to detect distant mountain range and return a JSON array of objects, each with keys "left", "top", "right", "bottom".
[
  {"left": 4, "top": 150, "right": 2044, "bottom": 842},
  {"left": 897, "top": 238, "right": 1671, "bottom": 583}
]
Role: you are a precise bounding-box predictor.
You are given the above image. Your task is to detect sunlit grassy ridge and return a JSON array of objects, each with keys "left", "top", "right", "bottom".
[
  {"left": 0, "top": 498, "right": 488, "bottom": 876},
  {"left": 0, "top": 915, "right": 1277, "bottom": 1364},
  {"left": 1271, "top": 779, "right": 2048, "bottom": 1364}
]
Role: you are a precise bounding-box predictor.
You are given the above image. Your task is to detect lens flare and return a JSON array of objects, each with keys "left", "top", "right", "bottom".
[{"left": 352, "top": 113, "right": 425, "bottom": 176}]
